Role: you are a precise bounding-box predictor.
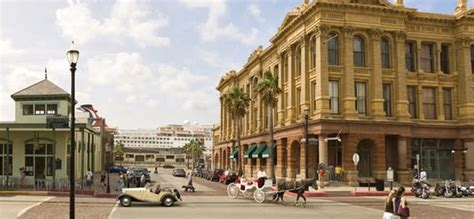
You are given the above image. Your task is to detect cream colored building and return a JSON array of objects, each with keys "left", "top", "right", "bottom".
[
  {"left": 0, "top": 78, "right": 105, "bottom": 187},
  {"left": 214, "top": 0, "right": 474, "bottom": 184}
]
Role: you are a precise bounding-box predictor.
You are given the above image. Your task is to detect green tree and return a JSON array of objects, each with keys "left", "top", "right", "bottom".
[
  {"left": 183, "top": 139, "right": 205, "bottom": 169},
  {"left": 223, "top": 86, "right": 250, "bottom": 175},
  {"left": 255, "top": 71, "right": 281, "bottom": 183},
  {"left": 113, "top": 142, "right": 125, "bottom": 163}
]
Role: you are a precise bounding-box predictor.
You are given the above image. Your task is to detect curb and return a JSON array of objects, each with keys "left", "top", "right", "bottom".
[
  {"left": 351, "top": 191, "right": 413, "bottom": 196},
  {"left": 0, "top": 190, "right": 48, "bottom": 196}
]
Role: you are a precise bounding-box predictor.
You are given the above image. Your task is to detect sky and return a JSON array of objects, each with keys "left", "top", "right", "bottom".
[{"left": 0, "top": 0, "right": 468, "bottom": 129}]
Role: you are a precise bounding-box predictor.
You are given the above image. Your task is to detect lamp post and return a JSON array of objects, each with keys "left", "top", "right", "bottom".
[
  {"left": 303, "top": 107, "right": 309, "bottom": 179},
  {"left": 67, "top": 41, "right": 79, "bottom": 219},
  {"left": 105, "top": 143, "right": 111, "bottom": 193}
]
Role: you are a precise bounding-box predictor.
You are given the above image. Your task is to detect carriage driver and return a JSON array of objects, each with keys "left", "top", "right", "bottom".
[{"left": 257, "top": 167, "right": 267, "bottom": 188}]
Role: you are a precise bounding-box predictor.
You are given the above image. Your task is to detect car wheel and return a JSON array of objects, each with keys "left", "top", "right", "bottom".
[
  {"left": 120, "top": 196, "right": 132, "bottom": 207},
  {"left": 162, "top": 196, "right": 175, "bottom": 207}
]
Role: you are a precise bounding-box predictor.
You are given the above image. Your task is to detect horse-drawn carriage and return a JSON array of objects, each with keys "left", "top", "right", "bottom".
[
  {"left": 226, "top": 178, "right": 274, "bottom": 203},
  {"left": 226, "top": 177, "right": 318, "bottom": 206}
]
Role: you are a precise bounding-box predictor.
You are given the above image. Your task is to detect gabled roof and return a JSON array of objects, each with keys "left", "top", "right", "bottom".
[{"left": 11, "top": 79, "right": 70, "bottom": 100}]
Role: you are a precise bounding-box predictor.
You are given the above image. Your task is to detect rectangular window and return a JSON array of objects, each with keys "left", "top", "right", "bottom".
[
  {"left": 381, "top": 40, "right": 390, "bottom": 69},
  {"left": 405, "top": 42, "right": 415, "bottom": 72},
  {"left": 329, "top": 81, "right": 339, "bottom": 114},
  {"left": 443, "top": 88, "right": 453, "bottom": 120},
  {"left": 23, "top": 105, "right": 33, "bottom": 115},
  {"left": 408, "top": 86, "right": 418, "bottom": 119},
  {"left": 355, "top": 82, "right": 367, "bottom": 115},
  {"left": 441, "top": 45, "right": 449, "bottom": 74},
  {"left": 471, "top": 46, "right": 474, "bottom": 74},
  {"left": 423, "top": 87, "right": 437, "bottom": 119},
  {"left": 421, "top": 44, "right": 434, "bottom": 73},
  {"left": 25, "top": 157, "right": 34, "bottom": 176},
  {"left": 34, "top": 104, "right": 45, "bottom": 115},
  {"left": 311, "top": 81, "right": 317, "bottom": 112},
  {"left": 383, "top": 84, "right": 392, "bottom": 117},
  {"left": 46, "top": 104, "right": 57, "bottom": 115}
]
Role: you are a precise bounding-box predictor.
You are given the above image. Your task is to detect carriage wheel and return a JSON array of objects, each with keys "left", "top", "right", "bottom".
[
  {"left": 227, "top": 183, "right": 239, "bottom": 199},
  {"left": 254, "top": 189, "right": 266, "bottom": 203}
]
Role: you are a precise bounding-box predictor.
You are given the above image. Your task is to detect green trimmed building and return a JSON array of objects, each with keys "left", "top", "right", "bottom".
[{"left": 0, "top": 78, "right": 105, "bottom": 187}]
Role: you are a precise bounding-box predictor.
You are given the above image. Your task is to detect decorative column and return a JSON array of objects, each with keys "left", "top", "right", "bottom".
[
  {"left": 437, "top": 87, "right": 445, "bottom": 120},
  {"left": 315, "top": 25, "right": 331, "bottom": 118},
  {"left": 318, "top": 135, "right": 328, "bottom": 167},
  {"left": 397, "top": 137, "right": 410, "bottom": 184},
  {"left": 393, "top": 31, "right": 410, "bottom": 121},
  {"left": 417, "top": 85, "right": 425, "bottom": 120},
  {"left": 455, "top": 36, "right": 474, "bottom": 123},
  {"left": 275, "top": 139, "right": 285, "bottom": 180},
  {"left": 435, "top": 42, "right": 442, "bottom": 74},
  {"left": 286, "top": 49, "right": 296, "bottom": 125},
  {"left": 342, "top": 26, "right": 358, "bottom": 119},
  {"left": 369, "top": 28, "right": 386, "bottom": 120},
  {"left": 300, "top": 36, "right": 309, "bottom": 115},
  {"left": 277, "top": 54, "right": 285, "bottom": 127}
]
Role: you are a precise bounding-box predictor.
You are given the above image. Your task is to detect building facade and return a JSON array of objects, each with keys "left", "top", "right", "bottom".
[
  {"left": 115, "top": 123, "right": 212, "bottom": 167},
  {"left": 213, "top": 0, "right": 474, "bottom": 184},
  {"left": 0, "top": 78, "right": 106, "bottom": 187}
]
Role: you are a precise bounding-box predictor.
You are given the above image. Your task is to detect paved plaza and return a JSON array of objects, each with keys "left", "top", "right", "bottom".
[{"left": 1, "top": 168, "right": 473, "bottom": 219}]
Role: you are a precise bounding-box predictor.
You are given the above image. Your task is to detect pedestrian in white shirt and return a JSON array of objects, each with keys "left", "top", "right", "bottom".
[
  {"left": 257, "top": 168, "right": 267, "bottom": 188},
  {"left": 86, "top": 169, "right": 93, "bottom": 188}
]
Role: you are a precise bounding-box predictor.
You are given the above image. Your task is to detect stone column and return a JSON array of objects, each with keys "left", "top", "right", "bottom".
[
  {"left": 393, "top": 31, "right": 410, "bottom": 121},
  {"left": 464, "top": 140, "right": 474, "bottom": 180},
  {"left": 275, "top": 139, "right": 285, "bottom": 180},
  {"left": 455, "top": 36, "right": 474, "bottom": 122},
  {"left": 369, "top": 28, "right": 386, "bottom": 120},
  {"left": 416, "top": 40, "right": 422, "bottom": 73},
  {"left": 397, "top": 137, "right": 411, "bottom": 184},
  {"left": 300, "top": 37, "right": 309, "bottom": 115},
  {"left": 435, "top": 42, "right": 442, "bottom": 74},
  {"left": 342, "top": 26, "right": 358, "bottom": 119},
  {"left": 417, "top": 85, "right": 425, "bottom": 120},
  {"left": 301, "top": 138, "right": 307, "bottom": 179},
  {"left": 286, "top": 140, "right": 296, "bottom": 180},
  {"left": 277, "top": 55, "right": 285, "bottom": 128},
  {"left": 287, "top": 49, "right": 296, "bottom": 124},
  {"left": 318, "top": 135, "right": 328, "bottom": 166},
  {"left": 437, "top": 87, "right": 445, "bottom": 120},
  {"left": 315, "top": 26, "right": 331, "bottom": 118}
]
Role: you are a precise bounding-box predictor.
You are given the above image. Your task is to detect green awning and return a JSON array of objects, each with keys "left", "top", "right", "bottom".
[
  {"left": 229, "top": 149, "right": 239, "bottom": 159},
  {"left": 252, "top": 143, "right": 267, "bottom": 158},
  {"left": 244, "top": 144, "right": 258, "bottom": 158},
  {"left": 261, "top": 145, "right": 271, "bottom": 158}
]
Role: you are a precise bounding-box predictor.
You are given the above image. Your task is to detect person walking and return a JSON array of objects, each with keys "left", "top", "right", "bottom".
[
  {"left": 100, "top": 171, "right": 106, "bottom": 192},
  {"left": 86, "top": 168, "right": 93, "bottom": 188},
  {"left": 383, "top": 189, "right": 400, "bottom": 219},
  {"left": 393, "top": 187, "right": 409, "bottom": 219},
  {"left": 19, "top": 167, "right": 25, "bottom": 188},
  {"left": 140, "top": 173, "right": 146, "bottom": 187}
]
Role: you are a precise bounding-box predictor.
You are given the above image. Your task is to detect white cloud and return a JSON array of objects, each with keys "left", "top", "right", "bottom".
[
  {"left": 248, "top": 3, "right": 264, "bottom": 23},
  {"left": 56, "top": 0, "right": 170, "bottom": 48},
  {"left": 0, "top": 38, "right": 24, "bottom": 58},
  {"left": 178, "top": 0, "right": 258, "bottom": 45}
]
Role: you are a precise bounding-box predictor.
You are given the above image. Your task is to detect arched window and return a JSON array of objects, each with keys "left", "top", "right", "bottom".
[
  {"left": 295, "top": 46, "right": 302, "bottom": 76},
  {"left": 353, "top": 36, "right": 365, "bottom": 67},
  {"left": 328, "top": 33, "right": 339, "bottom": 65},
  {"left": 381, "top": 38, "right": 390, "bottom": 69},
  {"left": 310, "top": 37, "right": 316, "bottom": 69}
]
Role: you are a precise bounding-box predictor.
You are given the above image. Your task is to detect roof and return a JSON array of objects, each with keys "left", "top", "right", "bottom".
[{"left": 11, "top": 79, "right": 70, "bottom": 99}]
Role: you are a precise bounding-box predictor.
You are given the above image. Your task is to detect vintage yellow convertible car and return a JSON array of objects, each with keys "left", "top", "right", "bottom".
[{"left": 118, "top": 183, "right": 182, "bottom": 207}]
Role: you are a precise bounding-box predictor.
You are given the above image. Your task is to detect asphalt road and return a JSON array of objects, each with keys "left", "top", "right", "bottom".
[{"left": 0, "top": 195, "right": 53, "bottom": 219}]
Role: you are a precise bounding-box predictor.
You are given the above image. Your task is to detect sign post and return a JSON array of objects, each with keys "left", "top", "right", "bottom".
[
  {"left": 352, "top": 153, "right": 359, "bottom": 192},
  {"left": 387, "top": 167, "right": 394, "bottom": 190}
]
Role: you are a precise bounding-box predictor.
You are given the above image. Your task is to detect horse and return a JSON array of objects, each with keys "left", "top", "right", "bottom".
[{"left": 272, "top": 178, "right": 318, "bottom": 207}]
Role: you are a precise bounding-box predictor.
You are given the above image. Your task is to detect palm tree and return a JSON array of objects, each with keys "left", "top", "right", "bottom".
[
  {"left": 255, "top": 71, "right": 281, "bottom": 183},
  {"left": 113, "top": 142, "right": 125, "bottom": 163},
  {"left": 183, "top": 139, "right": 206, "bottom": 169},
  {"left": 223, "top": 86, "right": 250, "bottom": 175}
]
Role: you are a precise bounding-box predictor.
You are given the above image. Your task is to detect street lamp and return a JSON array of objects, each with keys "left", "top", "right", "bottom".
[
  {"left": 105, "top": 143, "right": 111, "bottom": 193},
  {"left": 67, "top": 41, "right": 79, "bottom": 219},
  {"left": 303, "top": 107, "right": 309, "bottom": 179}
]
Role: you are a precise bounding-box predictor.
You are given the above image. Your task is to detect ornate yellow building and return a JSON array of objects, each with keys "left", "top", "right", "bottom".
[{"left": 213, "top": 0, "right": 474, "bottom": 184}]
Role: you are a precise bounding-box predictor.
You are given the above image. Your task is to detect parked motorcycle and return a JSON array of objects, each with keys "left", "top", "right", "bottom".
[
  {"left": 411, "top": 179, "right": 431, "bottom": 199},
  {"left": 434, "top": 182, "right": 445, "bottom": 197},
  {"left": 460, "top": 180, "right": 474, "bottom": 197},
  {"left": 442, "top": 180, "right": 463, "bottom": 198}
]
